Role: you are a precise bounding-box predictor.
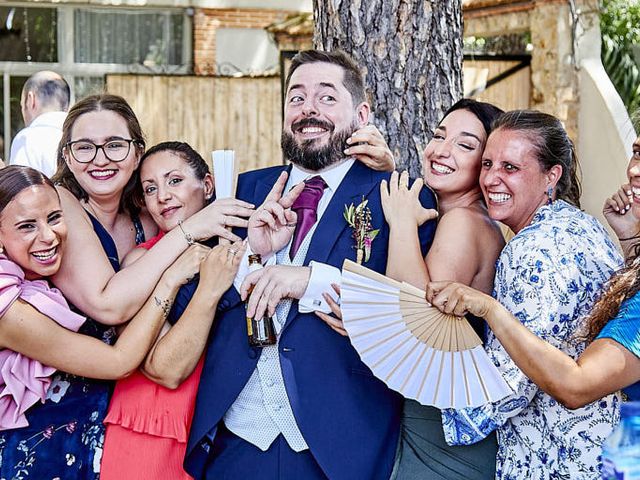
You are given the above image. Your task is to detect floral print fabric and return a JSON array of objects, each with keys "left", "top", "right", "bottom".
[
  {"left": 442, "top": 200, "right": 623, "bottom": 480},
  {"left": 0, "top": 320, "right": 115, "bottom": 480}
]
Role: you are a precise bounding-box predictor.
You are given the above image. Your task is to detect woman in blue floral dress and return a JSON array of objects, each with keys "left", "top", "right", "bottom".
[
  {"left": 428, "top": 130, "right": 640, "bottom": 411},
  {"left": 426, "top": 110, "right": 623, "bottom": 480},
  {"left": 0, "top": 166, "right": 205, "bottom": 479}
]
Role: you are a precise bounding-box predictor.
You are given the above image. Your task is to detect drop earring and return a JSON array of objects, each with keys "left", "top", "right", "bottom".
[{"left": 546, "top": 186, "right": 554, "bottom": 205}]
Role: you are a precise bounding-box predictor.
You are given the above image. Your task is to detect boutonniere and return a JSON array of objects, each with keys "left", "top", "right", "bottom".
[{"left": 343, "top": 198, "right": 380, "bottom": 264}]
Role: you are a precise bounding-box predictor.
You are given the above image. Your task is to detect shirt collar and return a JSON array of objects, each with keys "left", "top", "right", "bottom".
[
  {"left": 29, "top": 111, "right": 67, "bottom": 128},
  {"left": 288, "top": 158, "right": 355, "bottom": 193}
]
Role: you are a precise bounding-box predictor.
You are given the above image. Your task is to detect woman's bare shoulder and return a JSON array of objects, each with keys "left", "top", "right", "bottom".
[{"left": 439, "top": 206, "right": 505, "bottom": 249}]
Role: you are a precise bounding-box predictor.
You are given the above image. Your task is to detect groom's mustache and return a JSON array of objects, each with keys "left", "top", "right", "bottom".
[{"left": 291, "top": 118, "right": 335, "bottom": 134}]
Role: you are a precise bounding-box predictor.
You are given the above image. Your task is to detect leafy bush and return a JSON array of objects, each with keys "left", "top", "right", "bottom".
[{"left": 600, "top": 0, "right": 640, "bottom": 113}]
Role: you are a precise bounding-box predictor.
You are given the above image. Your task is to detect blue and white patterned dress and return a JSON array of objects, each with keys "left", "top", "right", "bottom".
[{"left": 441, "top": 200, "right": 623, "bottom": 480}]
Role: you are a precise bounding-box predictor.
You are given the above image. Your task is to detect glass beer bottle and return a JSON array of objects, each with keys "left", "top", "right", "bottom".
[{"left": 246, "top": 254, "right": 277, "bottom": 347}]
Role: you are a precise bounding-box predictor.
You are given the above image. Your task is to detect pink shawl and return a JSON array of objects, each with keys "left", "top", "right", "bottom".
[{"left": 0, "top": 255, "right": 85, "bottom": 430}]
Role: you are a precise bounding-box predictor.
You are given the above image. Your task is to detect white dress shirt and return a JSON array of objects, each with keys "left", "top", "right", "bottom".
[
  {"left": 10, "top": 111, "right": 67, "bottom": 178},
  {"left": 233, "top": 159, "right": 354, "bottom": 312}
]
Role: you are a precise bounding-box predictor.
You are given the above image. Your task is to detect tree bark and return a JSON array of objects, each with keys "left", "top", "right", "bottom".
[{"left": 313, "top": 0, "right": 463, "bottom": 176}]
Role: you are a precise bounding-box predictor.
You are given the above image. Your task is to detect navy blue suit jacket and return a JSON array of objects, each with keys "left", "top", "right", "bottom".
[{"left": 184, "top": 161, "right": 437, "bottom": 480}]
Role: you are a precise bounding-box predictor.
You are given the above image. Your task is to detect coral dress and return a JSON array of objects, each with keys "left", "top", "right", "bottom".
[{"left": 101, "top": 232, "right": 203, "bottom": 480}]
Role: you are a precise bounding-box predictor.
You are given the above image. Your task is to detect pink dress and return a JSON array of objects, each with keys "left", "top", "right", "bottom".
[{"left": 100, "top": 232, "right": 204, "bottom": 480}]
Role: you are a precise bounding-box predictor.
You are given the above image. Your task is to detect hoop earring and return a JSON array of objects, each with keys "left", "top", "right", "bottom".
[{"left": 547, "top": 186, "right": 554, "bottom": 205}]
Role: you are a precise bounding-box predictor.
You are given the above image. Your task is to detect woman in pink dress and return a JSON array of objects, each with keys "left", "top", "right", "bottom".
[{"left": 100, "top": 142, "right": 245, "bottom": 479}]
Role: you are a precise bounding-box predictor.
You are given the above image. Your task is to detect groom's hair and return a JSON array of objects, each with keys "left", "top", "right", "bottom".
[{"left": 285, "top": 50, "right": 366, "bottom": 105}]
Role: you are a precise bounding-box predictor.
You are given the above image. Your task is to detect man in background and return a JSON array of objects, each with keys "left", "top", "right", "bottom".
[{"left": 10, "top": 71, "right": 70, "bottom": 177}]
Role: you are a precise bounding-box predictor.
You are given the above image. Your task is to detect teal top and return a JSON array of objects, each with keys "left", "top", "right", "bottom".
[{"left": 597, "top": 290, "right": 640, "bottom": 400}]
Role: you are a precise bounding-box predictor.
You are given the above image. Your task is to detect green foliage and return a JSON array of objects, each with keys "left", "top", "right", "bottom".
[{"left": 600, "top": 0, "right": 640, "bottom": 114}]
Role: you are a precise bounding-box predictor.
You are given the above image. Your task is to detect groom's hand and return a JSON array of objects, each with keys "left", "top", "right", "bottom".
[
  {"left": 241, "top": 265, "right": 311, "bottom": 319},
  {"left": 249, "top": 172, "right": 305, "bottom": 257}
]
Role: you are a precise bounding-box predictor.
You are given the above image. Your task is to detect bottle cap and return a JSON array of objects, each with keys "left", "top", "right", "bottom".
[
  {"left": 621, "top": 401, "right": 640, "bottom": 417},
  {"left": 248, "top": 253, "right": 262, "bottom": 265}
]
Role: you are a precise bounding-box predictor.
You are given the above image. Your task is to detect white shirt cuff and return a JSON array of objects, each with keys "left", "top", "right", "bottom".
[{"left": 298, "top": 261, "right": 341, "bottom": 313}]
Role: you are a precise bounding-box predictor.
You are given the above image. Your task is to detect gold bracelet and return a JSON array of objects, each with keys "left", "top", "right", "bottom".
[{"left": 177, "top": 220, "right": 195, "bottom": 246}]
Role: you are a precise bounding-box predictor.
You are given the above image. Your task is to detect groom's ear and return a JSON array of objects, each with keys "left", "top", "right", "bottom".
[{"left": 355, "top": 102, "right": 370, "bottom": 127}]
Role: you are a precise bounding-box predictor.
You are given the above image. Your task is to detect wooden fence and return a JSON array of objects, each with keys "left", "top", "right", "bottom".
[
  {"left": 464, "top": 59, "right": 531, "bottom": 111},
  {"left": 106, "top": 75, "right": 283, "bottom": 172}
]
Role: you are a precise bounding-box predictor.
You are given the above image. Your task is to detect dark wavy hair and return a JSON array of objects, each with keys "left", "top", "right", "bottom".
[
  {"left": 491, "top": 110, "right": 582, "bottom": 208},
  {"left": 52, "top": 94, "right": 146, "bottom": 215},
  {"left": 134, "top": 141, "right": 211, "bottom": 209},
  {"left": 443, "top": 99, "right": 504, "bottom": 138},
  {"left": 584, "top": 243, "right": 640, "bottom": 341},
  {"left": 0, "top": 166, "right": 57, "bottom": 215}
]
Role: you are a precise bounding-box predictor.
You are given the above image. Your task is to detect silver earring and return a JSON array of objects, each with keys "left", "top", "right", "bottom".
[{"left": 547, "top": 186, "right": 554, "bottom": 205}]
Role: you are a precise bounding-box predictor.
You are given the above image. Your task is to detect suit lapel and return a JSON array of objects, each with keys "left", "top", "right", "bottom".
[
  {"left": 253, "top": 164, "right": 292, "bottom": 206},
  {"left": 304, "top": 161, "right": 380, "bottom": 266}
]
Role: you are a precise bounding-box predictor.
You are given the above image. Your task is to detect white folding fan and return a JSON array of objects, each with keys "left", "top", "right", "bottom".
[
  {"left": 340, "top": 260, "right": 512, "bottom": 409},
  {"left": 211, "top": 150, "right": 239, "bottom": 245}
]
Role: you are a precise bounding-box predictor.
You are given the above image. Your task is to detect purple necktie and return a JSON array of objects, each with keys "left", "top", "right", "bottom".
[{"left": 290, "top": 176, "right": 327, "bottom": 260}]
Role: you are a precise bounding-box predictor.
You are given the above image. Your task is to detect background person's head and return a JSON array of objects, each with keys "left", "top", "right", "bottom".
[
  {"left": 136, "top": 142, "right": 213, "bottom": 232},
  {"left": 423, "top": 99, "right": 503, "bottom": 197},
  {"left": 282, "top": 50, "right": 370, "bottom": 171},
  {"left": 53, "top": 94, "right": 146, "bottom": 215},
  {"left": 21, "top": 71, "right": 71, "bottom": 126},
  {"left": 480, "top": 110, "right": 581, "bottom": 233},
  {"left": 0, "top": 166, "right": 66, "bottom": 279}
]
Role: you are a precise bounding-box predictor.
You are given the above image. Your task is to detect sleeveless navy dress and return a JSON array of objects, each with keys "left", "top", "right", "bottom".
[{"left": 0, "top": 213, "right": 144, "bottom": 480}]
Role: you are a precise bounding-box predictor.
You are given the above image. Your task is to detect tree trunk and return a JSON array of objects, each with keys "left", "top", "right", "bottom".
[{"left": 313, "top": 0, "right": 463, "bottom": 176}]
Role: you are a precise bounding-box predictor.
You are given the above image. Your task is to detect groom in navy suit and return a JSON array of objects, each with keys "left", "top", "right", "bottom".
[{"left": 185, "top": 50, "right": 437, "bottom": 480}]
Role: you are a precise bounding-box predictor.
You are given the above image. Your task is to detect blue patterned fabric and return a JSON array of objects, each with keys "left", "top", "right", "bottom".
[
  {"left": 0, "top": 212, "right": 121, "bottom": 480},
  {"left": 597, "top": 290, "right": 640, "bottom": 400},
  {"left": 442, "top": 200, "right": 623, "bottom": 480}
]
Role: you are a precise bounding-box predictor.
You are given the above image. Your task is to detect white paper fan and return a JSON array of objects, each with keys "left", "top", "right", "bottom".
[
  {"left": 340, "top": 260, "right": 512, "bottom": 409},
  {"left": 212, "top": 150, "right": 239, "bottom": 245}
]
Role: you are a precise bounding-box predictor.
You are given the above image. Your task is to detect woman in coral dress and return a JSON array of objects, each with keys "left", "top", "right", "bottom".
[{"left": 100, "top": 142, "right": 246, "bottom": 479}]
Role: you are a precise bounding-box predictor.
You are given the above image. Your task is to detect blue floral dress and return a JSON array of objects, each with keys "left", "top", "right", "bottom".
[
  {"left": 0, "top": 212, "right": 133, "bottom": 480},
  {"left": 441, "top": 201, "right": 623, "bottom": 480}
]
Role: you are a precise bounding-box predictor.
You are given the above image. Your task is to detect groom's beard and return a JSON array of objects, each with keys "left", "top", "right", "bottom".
[{"left": 281, "top": 118, "right": 358, "bottom": 171}]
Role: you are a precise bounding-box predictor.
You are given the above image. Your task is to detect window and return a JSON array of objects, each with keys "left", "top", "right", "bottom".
[
  {"left": 74, "top": 9, "right": 187, "bottom": 69},
  {"left": 0, "top": 5, "right": 191, "bottom": 161},
  {"left": 0, "top": 7, "right": 58, "bottom": 63},
  {"left": 216, "top": 28, "right": 278, "bottom": 76}
]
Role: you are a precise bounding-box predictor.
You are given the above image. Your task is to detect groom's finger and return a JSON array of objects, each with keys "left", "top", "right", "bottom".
[
  {"left": 280, "top": 181, "right": 305, "bottom": 209},
  {"left": 263, "top": 171, "right": 289, "bottom": 203}
]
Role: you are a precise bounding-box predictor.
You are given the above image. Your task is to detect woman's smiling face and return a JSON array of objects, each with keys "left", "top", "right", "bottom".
[
  {"left": 422, "top": 109, "right": 486, "bottom": 196},
  {"left": 140, "top": 150, "right": 213, "bottom": 232},
  {"left": 63, "top": 110, "right": 140, "bottom": 202},
  {"left": 0, "top": 185, "right": 67, "bottom": 279}
]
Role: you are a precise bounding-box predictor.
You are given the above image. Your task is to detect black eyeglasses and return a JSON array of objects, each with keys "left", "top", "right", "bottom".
[{"left": 66, "top": 139, "right": 138, "bottom": 163}]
